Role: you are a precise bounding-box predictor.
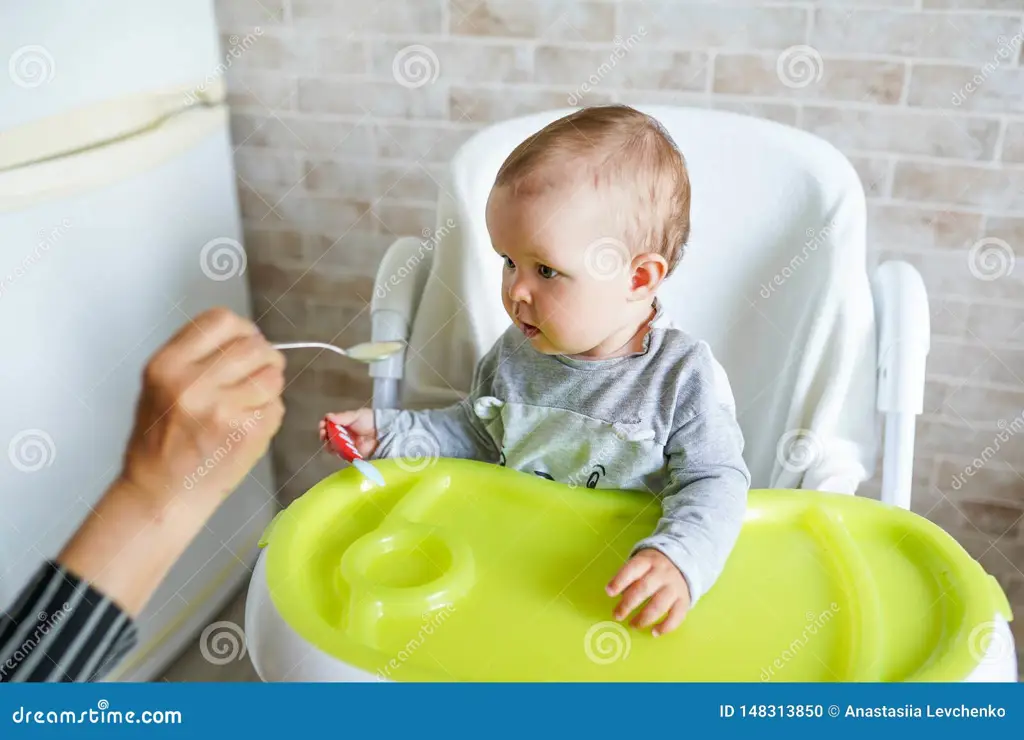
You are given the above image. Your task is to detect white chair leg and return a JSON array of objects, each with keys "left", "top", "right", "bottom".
[{"left": 882, "top": 411, "right": 915, "bottom": 510}]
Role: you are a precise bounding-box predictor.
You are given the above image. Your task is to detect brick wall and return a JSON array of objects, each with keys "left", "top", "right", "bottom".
[{"left": 213, "top": 0, "right": 1024, "bottom": 670}]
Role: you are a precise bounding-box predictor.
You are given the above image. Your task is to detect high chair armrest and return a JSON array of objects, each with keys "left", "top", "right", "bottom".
[
  {"left": 871, "top": 260, "right": 931, "bottom": 510},
  {"left": 369, "top": 236, "right": 435, "bottom": 408}
]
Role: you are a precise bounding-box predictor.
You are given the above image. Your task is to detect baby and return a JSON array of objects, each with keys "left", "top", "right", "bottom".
[{"left": 321, "top": 104, "right": 750, "bottom": 637}]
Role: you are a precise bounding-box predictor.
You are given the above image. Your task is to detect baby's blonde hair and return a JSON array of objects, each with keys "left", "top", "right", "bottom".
[{"left": 493, "top": 104, "right": 691, "bottom": 274}]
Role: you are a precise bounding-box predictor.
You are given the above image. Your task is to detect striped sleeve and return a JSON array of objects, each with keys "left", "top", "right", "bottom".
[{"left": 0, "top": 561, "right": 137, "bottom": 682}]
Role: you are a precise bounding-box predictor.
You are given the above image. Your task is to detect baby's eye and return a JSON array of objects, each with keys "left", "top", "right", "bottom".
[
  {"left": 502, "top": 255, "right": 515, "bottom": 269},
  {"left": 537, "top": 264, "right": 558, "bottom": 279}
]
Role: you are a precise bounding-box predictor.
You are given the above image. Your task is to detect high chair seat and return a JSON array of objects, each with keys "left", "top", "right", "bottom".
[{"left": 368, "top": 106, "right": 930, "bottom": 508}]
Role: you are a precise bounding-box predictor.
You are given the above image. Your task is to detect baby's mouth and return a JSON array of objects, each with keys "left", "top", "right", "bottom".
[{"left": 518, "top": 321, "right": 540, "bottom": 339}]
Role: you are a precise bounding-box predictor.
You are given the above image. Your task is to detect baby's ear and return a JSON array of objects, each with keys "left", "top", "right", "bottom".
[{"left": 630, "top": 252, "right": 668, "bottom": 294}]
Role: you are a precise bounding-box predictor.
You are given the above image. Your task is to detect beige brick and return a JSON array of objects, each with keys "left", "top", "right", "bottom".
[
  {"left": 908, "top": 64, "right": 1024, "bottom": 114},
  {"left": 301, "top": 157, "right": 376, "bottom": 197},
  {"left": 868, "top": 204, "right": 981, "bottom": 251},
  {"left": 214, "top": 0, "right": 285, "bottom": 29},
  {"left": 818, "top": 0, "right": 915, "bottom": 5},
  {"left": 299, "top": 79, "right": 447, "bottom": 119},
  {"left": 377, "top": 164, "right": 442, "bottom": 201},
  {"left": 315, "top": 38, "right": 369, "bottom": 76},
  {"left": 944, "top": 381, "right": 1024, "bottom": 427},
  {"left": 917, "top": 416, "right": 1024, "bottom": 463},
  {"left": 929, "top": 339, "right": 1024, "bottom": 388},
  {"left": 302, "top": 232, "right": 393, "bottom": 276},
  {"left": 263, "top": 194, "right": 370, "bottom": 235},
  {"left": 304, "top": 159, "right": 439, "bottom": 200},
  {"left": 892, "top": 161, "right": 1024, "bottom": 212},
  {"left": 225, "top": 71, "right": 296, "bottom": 110},
  {"left": 811, "top": 10, "right": 1022, "bottom": 63},
  {"left": 449, "top": 85, "right": 613, "bottom": 123},
  {"left": 616, "top": 90, "right": 709, "bottom": 109},
  {"left": 873, "top": 248, "right": 1022, "bottom": 302},
  {"left": 1005, "top": 122, "right": 1024, "bottom": 164},
  {"left": 373, "top": 40, "right": 532, "bottom": 86},
  {"left": 801, "top": 107, "right": 1000, "bottom": 161},
  {"left": 714, "top": 55, "right": 903, "bottom": 104},
  {"left": 230, "top": 114, "right": 374, "bottom": 156},
  {"left": 987, "top": 217, "right": 1024, "bottom": 257},
  {"left": 252, "top": 263, "right": 377, "bottom": 304},
  {"left": 252, "top": 296, "right": 307, "bottom": 335},
  {"left": 928, "top": 298, "right": 971, "bottom": 339},
  {"left": 237, "top": 182, "right": 283, "bottom": 223},
  {"left": 924, "top": 379, "right": 952, "bottom": 415},
  {"left": 234, "top": 147, "right": 301, "bottom": 188},
  {"left": 848, "top": 156, "right": 890, "bottom": 198},
  {"left": 965, "top": 303, "right": 1024, "bottom": 346},
  {"left": 244, "top": 230, "right": 304, "bottom": 265},
  {"left": 535, "top": 46, "right": 708, "bottom": 92},
  {"left": 306, "top": 302, "right": 374, "bottom": 344},
  {"left": 935, "top": 458, "right": 1024, "bottom": 508},
  {"left": 450, "top": 0, "right": 615, "bottom": 42},
  {"left": 375, "top": 121, "right": 480, "bottom": 161},
  {"left": 618, "top": 3, "right": 805, "bottom": 49},
  {"left": 291, "top": 0, "right": 443, "bottom": 33},
  {"left": 710, "top": 100, "right": 799, "bottom": 127},
  {"left": 218, "top": 32, "right": 326, "bottom": 75},
  {"left": 929, "top": 496, "right": 1023, "bottom": 540},
  {"left": 371, "top": 202, "right": 437, "bottom": 236},
  {"left": 924, "top": 0, "right": 1024, "bottom": 8}
]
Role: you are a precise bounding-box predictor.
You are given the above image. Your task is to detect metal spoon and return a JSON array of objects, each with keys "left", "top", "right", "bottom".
[{"left": 272, "top": 340, "right": 405, "bottom": 363}]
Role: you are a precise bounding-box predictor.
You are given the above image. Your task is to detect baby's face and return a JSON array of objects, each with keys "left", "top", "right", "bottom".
[{"left": 485, "top": 184, "right": 635, "bottom": 356}]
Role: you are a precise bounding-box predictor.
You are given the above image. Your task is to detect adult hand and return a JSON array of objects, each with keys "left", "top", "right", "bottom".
[
  {"left": 59, "top": 308, "right": 286, "bottom": 615},
  {"left": 119, "top": 307, "right": 285, "bottom": 524}
]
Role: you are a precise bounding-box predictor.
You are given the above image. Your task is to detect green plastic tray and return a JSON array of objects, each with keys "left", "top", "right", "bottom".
[{"left": 259, "top": 459, "right": 1012, "bottom": 682}]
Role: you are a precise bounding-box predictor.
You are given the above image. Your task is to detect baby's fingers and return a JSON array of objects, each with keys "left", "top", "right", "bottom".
[
  {"left": 631, "top": 587, "right": 676, "bottom": 630},
  {"left": 612, "top": 572, "right": 661, "bottom": 622},
  {"left": 652, "top": 600, "right": 689, "bottom": 637},
  {"left": 606, "top": 557, "right": 652, "bottom": 597}
]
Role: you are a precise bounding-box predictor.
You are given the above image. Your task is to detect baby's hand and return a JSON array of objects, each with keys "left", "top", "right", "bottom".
[
  {"left": 319, "top": 409, "right": 379, "bottom": 458},
  {"left": 606, "top": 549, "right": 691, "bottom": 637}
]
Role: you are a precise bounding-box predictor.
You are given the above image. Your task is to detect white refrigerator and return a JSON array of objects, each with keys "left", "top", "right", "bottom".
[{"left": 0, "top": 1, "right": 276, "bottom": 680}]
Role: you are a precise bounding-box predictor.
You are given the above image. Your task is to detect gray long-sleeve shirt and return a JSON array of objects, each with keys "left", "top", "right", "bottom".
[{"left": 372, "top": 301, "right": 750, "bottom": 604}]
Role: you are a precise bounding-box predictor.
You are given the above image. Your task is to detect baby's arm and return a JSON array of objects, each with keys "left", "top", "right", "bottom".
[
  {"left": 631, "top": 351, "right": 751, "bottom": 607},
  {"left": 370, "top": 344, "right": 500, "bottom": 463}
]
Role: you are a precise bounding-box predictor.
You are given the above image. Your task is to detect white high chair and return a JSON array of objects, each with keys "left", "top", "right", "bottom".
[
  {"left": 244, "top": 107, "right": 1018, "bottom": 683},
  {"left": 367, "top": 105, "right": 929, "bottom": 510}
]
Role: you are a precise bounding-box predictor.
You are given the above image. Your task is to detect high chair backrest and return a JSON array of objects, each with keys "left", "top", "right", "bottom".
[{"left": 402, "top": 105, "right": 878, "bottom": 492}]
